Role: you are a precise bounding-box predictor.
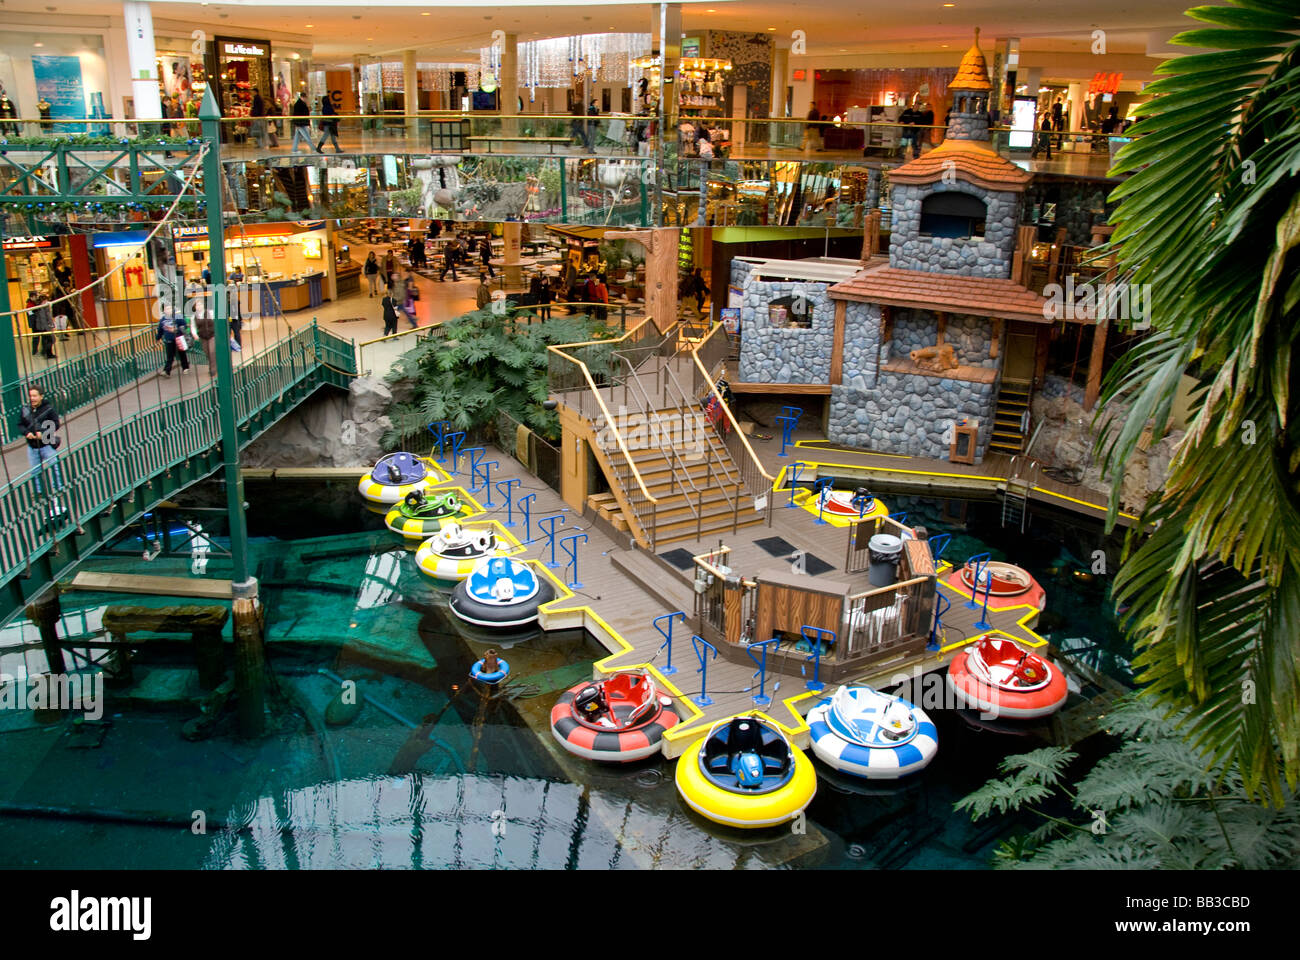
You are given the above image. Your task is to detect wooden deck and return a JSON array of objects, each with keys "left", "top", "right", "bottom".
[{"left": 419, "top": 442, "right": 1094, "bottom": 759}]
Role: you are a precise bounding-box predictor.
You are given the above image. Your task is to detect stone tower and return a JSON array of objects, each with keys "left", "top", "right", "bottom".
[{"left": 884, "top": 28, "right": 1029, "bottom": 279}]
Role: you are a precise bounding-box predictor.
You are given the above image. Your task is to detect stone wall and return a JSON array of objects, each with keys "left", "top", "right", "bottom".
[
  {"left": 1041, "top": 372, "right": 1086, "bottom": 404},
  {"left": 840, "top": 301, "right": 881, "bottom": 391},
  {"left": 241, "top": 376, "right": 393, "bottom": 468},
  {"left": 828, "top": 373, "right": 997, "bottom": 460},
  {"left": 945, "top": 110, "right": 988, "bottom": 142},
  {"left": 737, "top": 279, "right": 834, "bottom": 384},
  {"left": 889, "top": 181, "right": 1022, "bottom": 278}
]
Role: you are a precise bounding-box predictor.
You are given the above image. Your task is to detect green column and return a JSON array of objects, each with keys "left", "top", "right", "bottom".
[
  {"left": 0, "top": 236, "right": 18, "bottom": 408},
  {"left": 199, "top": 88, "right": 265, "bottom": 736}
]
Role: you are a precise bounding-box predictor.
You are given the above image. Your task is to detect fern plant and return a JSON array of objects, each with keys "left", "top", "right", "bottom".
[
  {"left": 382, "top": 307, "right": 610, "bottom": 447},
  {"left": 957, "top": 697, "right": 1300, "bottom": 868}
]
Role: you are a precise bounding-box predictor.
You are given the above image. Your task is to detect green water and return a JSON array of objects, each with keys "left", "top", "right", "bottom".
[{"left": 0, "top": 485, "right": 1129, "bottom": 869}]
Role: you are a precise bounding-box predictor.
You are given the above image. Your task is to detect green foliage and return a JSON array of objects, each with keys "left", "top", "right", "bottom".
[
  {"left": 382, "top": 307, "right": 610, "bottom": 447},
  {"left": 1095, "top": 0, "right": 1300, "bottom": 804},
  {"left": 957, "top": 698, "right": 1300, "bottom": 869}
]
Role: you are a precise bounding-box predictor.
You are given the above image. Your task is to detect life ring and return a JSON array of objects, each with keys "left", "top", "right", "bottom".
[
  {"left": 550, "top": 673, "right": 680, "bottom": 762},
  {"left": 674, "top": 716, "right": 816, "bottom": 828},
  {"left": 808, "top": 685, "right": 938, "bottom": 780},
  {"left": 470, "top": 657, "right": 510, "bottom": 684},
  {"left": 357, "top": 452, "right": 434, "bottom": 505},
  {"left": 946, "top": 636, "right": 1068, "bottom": 719}
]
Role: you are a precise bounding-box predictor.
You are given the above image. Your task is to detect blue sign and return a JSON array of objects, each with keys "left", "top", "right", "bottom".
[{"left": 32, "top": 55, "right": 87, "bottom": 130}]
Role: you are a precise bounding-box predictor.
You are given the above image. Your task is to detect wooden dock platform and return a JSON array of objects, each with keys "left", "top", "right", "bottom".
[
  {"left": 399, "top": 441, "right": 1096, "bottom": 761},
  {"left": 64, "top": 571, "right": 235, "bottom": 600}
]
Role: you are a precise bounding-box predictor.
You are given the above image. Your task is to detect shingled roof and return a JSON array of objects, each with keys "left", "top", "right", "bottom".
[
  {"left": 828, "top": 265, "right": 1054, "bottom": 322},
  {"left": 888, "top": 138, "right": 1033, "bottom": 192},
  {"left": 951, "top": 28, "right": 992, "bottom": 91}
]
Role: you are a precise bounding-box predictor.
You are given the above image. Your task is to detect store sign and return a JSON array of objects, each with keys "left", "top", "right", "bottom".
[
  {"left": 682, "top": 37, "right": 702, "bottom": 58},
  {"left": 173, "top": 225, "right": 208, "bottom": 238},
  {"left": 3, "top": 235, "right": 56, "bottom": 250},
  {"left": 223, "top": 42, "right": 267, "bottom": 58},
  {"left": 792, "top": 69, "right": 806, "bottom": 81},
  {"left": 1089, "top": 72, "right": 1123, "bottom": 96}
]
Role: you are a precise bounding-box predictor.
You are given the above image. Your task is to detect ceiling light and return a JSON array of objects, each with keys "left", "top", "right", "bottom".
[
  {"left": 34, "top": 41, "right": 44, "bottom": 47},
  {"left": 942, "top": 3, "right": 956, "bottom": 6},
  {"left": 305, "top": 24, "right": 314, "bottom": 29},
  {"left": 421, "top": 11, "right": 430, "bottom": 14},
  {"left": 767, "top": 27, "right": 776, "bottom": 32}
]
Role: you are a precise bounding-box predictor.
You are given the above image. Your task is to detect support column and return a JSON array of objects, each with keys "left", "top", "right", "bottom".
[
  {"left": 1085, "top": 318, "right": 1109, "bottom": 410},
  {"left": 200, "top": 88, "right": 265, "bottom": 738},
  {"left": 25, "top": 589, "right": 66, "bottom": 676},
  {"left": 122, "top": 1, "right": 163, "bottom": 121},
  {"left": 771, "top": 46, "right": 790, "bottom": 118},
  {"left": 503, "top": 221, "right": 522, "bottom": 287},
  {"left": 501, "top": 33, "right": 518, "bottom": 137},
  {"left": 403, "top": 49, "right": 419, "bottom": 140},
  {"left": 653, "top": 2, "right": 683, "bottom": 224},
  {"left": 1067, "top": 82, "right": 1087, "bottom": 140}
]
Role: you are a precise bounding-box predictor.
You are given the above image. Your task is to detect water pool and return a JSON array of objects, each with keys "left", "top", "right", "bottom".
[{"left": 0, "top": 484, "right": 1130, "bottom": 869}]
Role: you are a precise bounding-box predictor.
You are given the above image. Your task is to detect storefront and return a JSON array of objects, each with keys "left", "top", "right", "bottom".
[
  {"left": 208, "top": 37, "right": 272, "bottom": 136},
  {"left": 2, "top": 233, "right": 101, "bottom": 328},
  {"left": 172, "top": 221, "right": 334, "bottom": 313},
  {"left": 92, "top": 230, "right": 156, "bottom": 327},
  {"left": 0, "top": 31, "right": 111, "bottom": 129},
  {"left": 154, "top": 34, "right": 208, "bottom": 122}
]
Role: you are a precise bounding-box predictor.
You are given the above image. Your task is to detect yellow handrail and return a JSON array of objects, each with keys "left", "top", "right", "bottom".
[{"left": 689, "top": 322, "right": 776, "bottom": 483}]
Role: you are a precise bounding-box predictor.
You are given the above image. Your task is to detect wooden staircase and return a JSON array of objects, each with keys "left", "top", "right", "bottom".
[
  {"left": 989, "top": 378, "right": 1032, "bottom": 455},
  {"left": 594, "top": 406, "right": 763, "bottom": 546}
]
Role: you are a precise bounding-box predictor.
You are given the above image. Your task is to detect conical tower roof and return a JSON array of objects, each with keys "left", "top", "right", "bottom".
[{"left": 951, "top": 27, "right": 991, "bottom": 91}]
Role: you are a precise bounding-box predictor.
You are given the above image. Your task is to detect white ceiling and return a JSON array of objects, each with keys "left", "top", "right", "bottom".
[{"left": 0, "top": 0, "right": 1197, "bottom": 61}]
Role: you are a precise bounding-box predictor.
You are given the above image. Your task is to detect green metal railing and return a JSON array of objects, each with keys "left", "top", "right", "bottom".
[{"left": 0, "top": 321, "right": 355, "bottom": 615}]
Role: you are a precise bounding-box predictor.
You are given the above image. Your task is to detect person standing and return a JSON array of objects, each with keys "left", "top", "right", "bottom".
[
  {"left": 916, "top": 102, "right": 934, "bottom": 158},
  {"left": 18, "top": 385, "right": 64, "bottom": 510},
  {"left": 364, "top": 251, "right": 381, "bottom": 297},
  {"left": 587, "top": 98, "right": 600, "bottom": 150},
  {"left": 476, "top": 274, "right": 492, "bottom": 311},
  {"left": 29, "top": 292, "right": 56, "bottom": 360},
  {"left": 899, "top": 102, "right": 918, "bottom": 159},
  {"left": 592, "top": 273, "right": 609, "bottom": 323},
  {"left": 290, "top": 91, "right": 313, "bottom": 154},
  {"left": 49, "top": 253, "right": 80, "bottom": 333},
  {"left": 479, "top": 237, "right": 495, "bottom": 278},
  {"left": 316, "top": 95, "right": 342, "bottom": 153},
  {"left": 156, "top": 309, "right": 191, "bottom": 377},
  {"left": 802, "top": 102, "right": 822, "bottom": 153},
  {"left": 690, "top": 267, "right": 708, "bottom": 314},
  {"left": 383, "top": 250, "right": 397, "bottom": 283},
  {"left": 1034, "top": 111, "right": 1054, "bottom": 160},
  {"left": 380, "top": 288, "right": 400, "bottom": 336},
  {"left": 228, "top": 266, "right": 244, "bottom": 353}
]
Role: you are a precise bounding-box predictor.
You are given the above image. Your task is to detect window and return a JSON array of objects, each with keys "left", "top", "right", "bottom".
[
  {"left": 767, "top": 293, "right": 813, "bottom": 329},
  {"left": 919, "top": 192, "right": 987, "bottom": 239}
]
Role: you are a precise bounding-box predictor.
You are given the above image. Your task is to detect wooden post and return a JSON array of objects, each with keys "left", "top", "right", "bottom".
[
  {"left": 830, "top": 299, "right": 847, "bottom": 385},
  {"left": 232, "top": 581, "right": 266, "bottom": 738},
  {"left": 606, "top": 227, "right": 679, "bottom": 333},
  {"left": 25, "top": 588, "right": 65, "bottom": 675},
  {"left": 990, "top": 318, "right": 1002, "bottom": 359},
  {"left": 1084, "top": 317, "right": 1109, "bottom": 410},
  {"left": 936, "top": 311, "right": 947, "bottom": 347}
]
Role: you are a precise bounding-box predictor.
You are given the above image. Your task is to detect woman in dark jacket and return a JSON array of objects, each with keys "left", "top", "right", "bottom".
[
  {"left": 479, "top": 237, "right": 495, "bottom": 278},
  {"left": 156, "top": 311, "right": 191, "bottom": 376},
  {"left": 316, "top": 96, "right": 342, "bottom": 153},
  {"left": 18, "top": 385, "right": 64, "bottom": 504}
]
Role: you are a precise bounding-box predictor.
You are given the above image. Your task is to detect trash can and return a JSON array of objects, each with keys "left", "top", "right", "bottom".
[{"left": 867, "top": 534, "right": 904, "bottom": 588}]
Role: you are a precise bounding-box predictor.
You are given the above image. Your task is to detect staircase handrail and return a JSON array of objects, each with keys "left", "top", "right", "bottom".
[
  {"left": 614, "top": 353, "right": 700, "bottom": 530},
  {"left": 688, "top": 323, "right": 776, "bottom": 486}
]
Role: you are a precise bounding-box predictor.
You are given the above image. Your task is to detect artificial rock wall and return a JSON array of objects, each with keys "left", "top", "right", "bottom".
[{"left": 736, "top": 273, "right": 835, "bottom": 385}]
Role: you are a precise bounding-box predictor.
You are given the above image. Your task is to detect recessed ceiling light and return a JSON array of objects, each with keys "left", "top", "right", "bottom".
[
  {"left": 305, "top": 24, "right": 314, "bottom": 28},
  {"left": 421, "top": 11, "right": 430, "bottom": 14},
  {"left": 942, "top": 2, "right": 956, "bottom": 6},
  {"left": 34, "top": 41, "right": 44, "bottom": 47},
  {"left": 767, "top": 27, "right": 776, "bottom": 32}
]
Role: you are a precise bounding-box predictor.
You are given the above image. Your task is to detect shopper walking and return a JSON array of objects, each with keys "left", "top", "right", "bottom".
[
  {"left": 195, "top": 310, "right": 217, "bottom": 375},
  {"left": 380, "top": 289, "right": 401, "bottom": 336},
  {"left": 479, "top": 237, "right": 496, "bottom": 278},
  {"left": 690, "top": 267, "right": 708, "bottom": 314},
  {"left": 316, "top": 96, "right": 342, "bottom": 153},
  {"left": 290, "top": 91, "right": 313, "bottom": 154},
  {"left": 439, "top": 243, "right": 459, "bottom": 282},
  {"left": 251, "top": 90, "right": 269, "bottom": 149},
  {"left": 156, "top": 310, "right": 191, "bottom": 376},
  {"left": 228, "top": 268, "right": 244, "bottom": 353},
  {"left": 403, "top": 270, "right": 420, "bottom": 328},
  {"left": 916, "top": 102, "right": 934, "bottom": 158},
  {"left": 364, "top": 251, "right": 381, "bottom": 296},
  {"left": 592, "top": 273, "right": 609, "bottom": 323},
  {"left": 802, "top": 102, "right": 822, "bottom": 153},
  {"left": 18, "top": 385, "right": 64, "bottom": 508}
]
